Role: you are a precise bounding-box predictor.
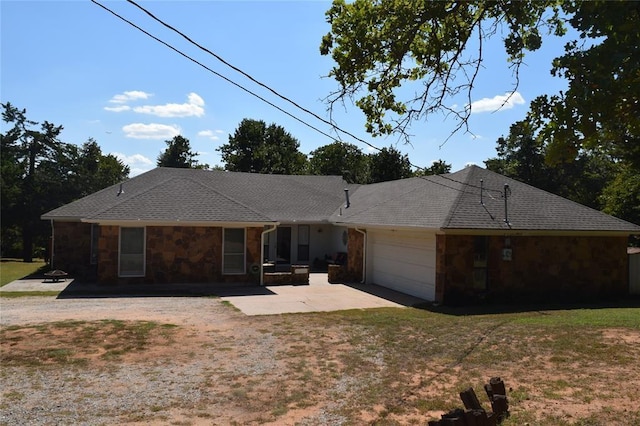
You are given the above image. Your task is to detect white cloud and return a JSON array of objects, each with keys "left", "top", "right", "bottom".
[
  {"left": 198, "top": 129, "right": 224, "bottom": 140},
  {"left": 133, "top": 92, "right": 205, "bottom": 117},
  {"left": 112, "top": 152, "right": 153, "bottom": 166},
  {"left": 104, "top": 105, "right": 131, "bottom": 113},
  {"left": 469, "top": 91, "right": 525, "bottom": 114},
  {"left": 112, "top": 152, "right": 154, "bottom": 176},
  {"left": 122, "top": 123, "right": 180, "bottom": 139},
  {"left": 109, "top": 90, "right": 152, "bottom": 104}
]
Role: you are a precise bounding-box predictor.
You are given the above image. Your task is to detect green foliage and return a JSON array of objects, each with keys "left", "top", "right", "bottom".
[
  {"left": 1, "top": 103, "right": 129, "bottom": 260},
  {"left": 368, "top": 146, "right": 412, "bottom": 183},
  {"left": 219, "top": 118, "right": 307, "bottom": 174},
  {"left": 321, "top": 0, "right": 563, "bottom": 139},
  {"left": 415, "top": 159, "right": 452, "bottom": 176},
  {"left": 157, "top": 135, "right": 206, "bottom": 169},
  {"left": 485, "top": 119, "right": 619, "bottom": 210},
  {"left": 530, "top": 2, "right": 640, "bottom": 168},
  {"left": 308, "top": 141, "right": 369, "bottom": 184},
  {"left": 600, "top": 165, "right": 640, "bottom": 228}
]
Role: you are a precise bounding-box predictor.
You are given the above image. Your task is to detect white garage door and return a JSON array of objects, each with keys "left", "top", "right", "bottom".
[{"left": 368, "top": 229, "right": 436, "bottom": 300}]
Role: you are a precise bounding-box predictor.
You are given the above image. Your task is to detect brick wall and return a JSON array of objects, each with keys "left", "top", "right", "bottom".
[
  {"left": 96, "top": 225, "right": 262, "bottom": 285},
  {"left": 437, "top": 234, "right": 629, "bottom": 304},
  {"left": 52, "top": 221, "right": 93, "bottom": 277}
]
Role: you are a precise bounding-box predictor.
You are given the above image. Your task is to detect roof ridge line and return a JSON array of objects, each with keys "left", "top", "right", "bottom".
[
  {"left": 188, "top": 175, "right": 275, "bottom": 221},
  {"left": 340, "top": 177, "right": 437, "bottom": 219},
  {"left": 440, "top": 173, "right": 473, "bottom": 228},
  {"left": 85, "top": 170, "right": 174, "bottom": 220}
]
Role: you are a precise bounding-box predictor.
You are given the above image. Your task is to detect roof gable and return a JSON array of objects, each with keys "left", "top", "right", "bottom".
[{"left": 42, "top": 168, "right": 348, "bottom": 224}]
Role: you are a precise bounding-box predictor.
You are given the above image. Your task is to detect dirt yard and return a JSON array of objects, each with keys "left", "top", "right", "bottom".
[{"left": 1, "top": 296, "right": 639, "bottom": 425}]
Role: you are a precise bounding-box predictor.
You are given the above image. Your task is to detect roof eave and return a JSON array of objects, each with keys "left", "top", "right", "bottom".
[{"left": 81, "top": 219, "right": 278, "bottom": 227}]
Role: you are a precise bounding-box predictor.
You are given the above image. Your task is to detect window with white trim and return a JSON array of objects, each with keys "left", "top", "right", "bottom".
[
  {"left": 90, "top": 224, "right": 100, "bottom": 265},
  {"left": 223, "top": 228, "right": 245, "bottom": 274},
  {"left": 119, "top": 227, "right": 145, "bottom": 277},
  {"left": 297, "top": 225, "right": 310, "bottom": 262}
]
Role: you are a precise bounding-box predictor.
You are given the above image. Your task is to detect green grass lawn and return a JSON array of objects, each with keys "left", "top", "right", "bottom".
[{"left": 0, "top": 259, "right": 47, "bottom": 286}]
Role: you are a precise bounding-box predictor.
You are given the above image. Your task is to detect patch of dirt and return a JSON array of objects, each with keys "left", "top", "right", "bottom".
[{"left": 1, "top": 297, "right": 639, "bottom": 425}]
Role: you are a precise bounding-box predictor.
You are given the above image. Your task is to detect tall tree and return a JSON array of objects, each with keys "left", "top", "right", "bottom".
[
  {"left": 368, "top": 146, "right": 412, "bottom": 183},
  {"left": 320, "top": 1, "right": 638, "bottom": 169},
  {"left": 308, "top": 141, "right": 369, "bottom": 184},
  {"left": 1, "top": 102, "right": 64, "bottom": 261},
  {"left": 415, "top": 159, "right": 452, "bottom": 176},
  {"left": 320, "top": 0, "right": 563, "bottom": 140},
  {"left": 485, "top": 119, "right": 617, "bottom": 210},
  {"left": 1, "top": 104, "right": 130, "bottom": 260},
  {"left": 528, "top": 2, "right": 640, "bottom": 168},
  {"left": 76, "top": 139, "right": 130, "bottom": 197},
  {"left": 219, "top": 119, "right": 307, "bottom": 174},
  {"left": 157, "top": 135, "right": 201, "bottom": 168}
]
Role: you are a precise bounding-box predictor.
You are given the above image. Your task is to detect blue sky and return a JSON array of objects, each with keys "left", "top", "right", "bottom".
[{"left": 2, "top": 1, "right": 571, "bottom": 176}]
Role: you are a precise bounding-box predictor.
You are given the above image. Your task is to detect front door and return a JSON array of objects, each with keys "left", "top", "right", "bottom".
[{"left": 276, "top": 227, "right": 292, "bottom": 267}]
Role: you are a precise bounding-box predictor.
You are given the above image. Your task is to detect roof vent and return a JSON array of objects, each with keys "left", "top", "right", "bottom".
[
  {"left": 344, "top": 188, "right": 350, "bottom": 208},
  {"left": 503, "top": 184, "right": 511, "bottom": 227},
  {"left": 117, "top": 183, "right": 124, "bottom": 196}
]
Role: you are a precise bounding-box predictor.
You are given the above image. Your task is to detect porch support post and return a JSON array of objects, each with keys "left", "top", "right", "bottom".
[
  {"left": 355, "top": 227, "right": 366, "bottom": 283},
  {"left": 260, "top": 224, "right": 277, "bottom": 286}
]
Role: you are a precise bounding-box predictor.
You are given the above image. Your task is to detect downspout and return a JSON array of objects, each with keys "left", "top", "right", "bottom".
[
  {"left": 354, "top": 227, "right": 366, "bottom": 284},
  {"left": 260, "top": 224, "right": 277, "bottom": 286},
  {"left": 50, "top": 220, "right": 54, "bottom": 270}
]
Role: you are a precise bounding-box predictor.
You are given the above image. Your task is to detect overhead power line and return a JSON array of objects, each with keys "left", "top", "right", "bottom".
[
  {"left": 90, "top": 0, "right": 337, "bottom": 143},
  {"left": 92, "top": 0, "right": 508, "bottom": 197},
  {"left": 124, "top": 0, "right": 384, "bottom": 154}
]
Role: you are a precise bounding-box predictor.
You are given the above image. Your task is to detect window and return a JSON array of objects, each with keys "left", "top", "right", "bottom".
[
  {"left": 224, "top": 228, "right": 245, "bottom": 274},
  {"left": 90, "top": 224, "right": 100, "bottom": 265},
  {"left": 119, "top": 227, "right": 145, "bottom": 277},
  {"left": 297, "top": 225, "right": 310, "bottom": 262}
]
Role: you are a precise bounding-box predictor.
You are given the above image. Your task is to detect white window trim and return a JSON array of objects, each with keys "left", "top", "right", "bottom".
[
  {"left": 90, "top": 224, "right": 99, "bottom": 265},
  {"left": 118, "top": 226, "right": 146, "bottom": 278},
  {"left": 223, "top": 228, "right": 246, "bottom": 275}
]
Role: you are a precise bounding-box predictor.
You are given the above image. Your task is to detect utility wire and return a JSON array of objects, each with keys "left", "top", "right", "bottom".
[
  {"left": 122, "top": 0, "right": 509, "bottom": 196},
  {"left": 90, "top": 0, "right": 337, "bottom": 143},
  {"left": 92, "top": 0, "right": 508, "bottom": 197},
  {"left": 125, "top": 0, "right": 384, "bottom": 154}
]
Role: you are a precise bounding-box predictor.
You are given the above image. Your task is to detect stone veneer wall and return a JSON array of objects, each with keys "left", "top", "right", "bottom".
[
  {"left": 97, "top": 225, "right": 262, "bottom": 285},
  {"left": 436, "top": 234, "right": 629, "bottom": 304},
  {"left": 346, "top": 228, "right": 364, "bottom": 282},
  {"left": 52, "top": 221, "right": 93, "bottom": 277}
]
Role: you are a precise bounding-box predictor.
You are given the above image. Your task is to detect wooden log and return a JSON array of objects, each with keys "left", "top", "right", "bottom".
[
  {"left": 489, "top": 377, "right": 506, "bottom": 396},
  {"left": 441, "top": 408, "right": 466, "bottom": 425},
  {"left": 486, "top": 412, "right": 498, "bottom": 426},
  {"left": 490, "top": 394, "right": 509, "bottom": 422},
  {"left": 460, "top": 387, "right": 483, "bottom": 411},
  {"left": 484, "top": 382, "right": 494, "bottom": 399}
]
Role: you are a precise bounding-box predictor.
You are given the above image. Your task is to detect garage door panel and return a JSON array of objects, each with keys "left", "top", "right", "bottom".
[{"left": 368, "top": 230, "right": 436, "bottom": 300}]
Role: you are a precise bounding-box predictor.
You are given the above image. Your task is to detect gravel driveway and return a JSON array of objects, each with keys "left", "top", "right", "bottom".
[{"left": 0, "top": 296, "right": 357, "bottom": 425}]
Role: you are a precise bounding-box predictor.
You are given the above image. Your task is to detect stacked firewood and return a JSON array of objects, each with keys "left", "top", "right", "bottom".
[{"left": 428, "top": 377, "right": 509, "bottom": 426}]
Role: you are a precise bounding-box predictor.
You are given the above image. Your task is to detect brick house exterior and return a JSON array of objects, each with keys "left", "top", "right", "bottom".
[
  {"left": 44, "top": 166, "right": 639, "bottom": 303},
  {"left": 52, "top": 222, "right": 264, "bottom": 286},
  {"left": 434, "top": 234, "right": 629, "bottom": 304}
]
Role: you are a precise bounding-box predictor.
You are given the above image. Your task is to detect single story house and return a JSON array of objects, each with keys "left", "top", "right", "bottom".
[{"left": 42, "top": 166, "right": 640, "bottom": 304}]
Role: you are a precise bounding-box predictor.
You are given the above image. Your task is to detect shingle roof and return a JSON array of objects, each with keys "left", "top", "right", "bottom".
[
  {"left": 333, "top": 165, "right": 640, "bottom": 233},
  {"left": 42, "top": 168, "right": 347, "bottom": 224},
  {"left": 42, "top": 166, "right": 640, "bottom": 233}
]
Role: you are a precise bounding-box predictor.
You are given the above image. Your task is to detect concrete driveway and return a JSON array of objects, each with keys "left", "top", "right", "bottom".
[
  {"left": 0, "top": 273, "right": 425, "bottom": 316},
  {"left": 217, "top": 273, "right": 424, "bottom": 315}
]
